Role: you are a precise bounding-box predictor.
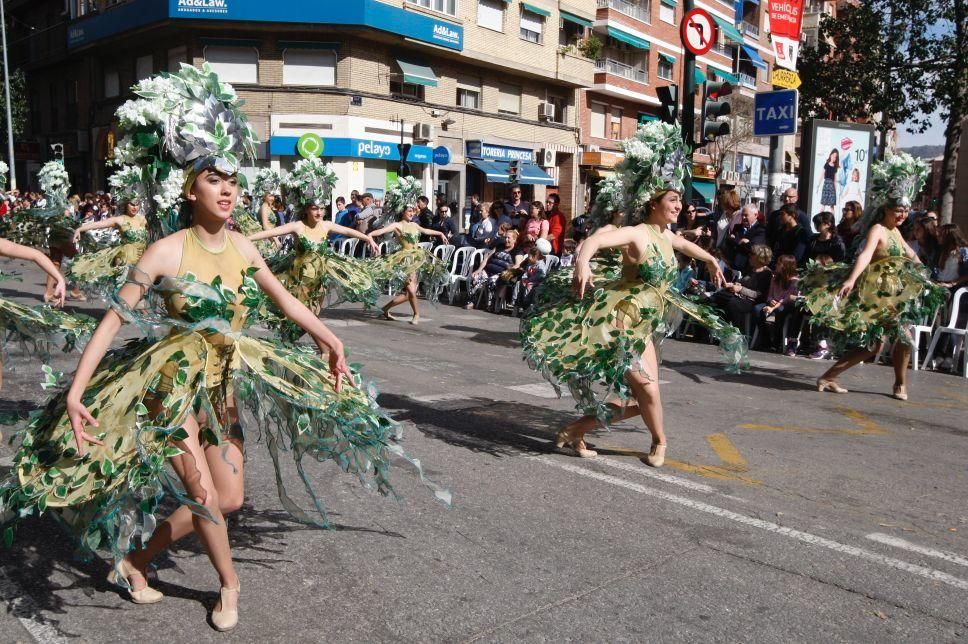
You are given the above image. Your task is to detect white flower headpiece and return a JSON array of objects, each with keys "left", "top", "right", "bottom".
[
  {"left": 284, "top": 157, "right": 336, "bottom": 208},
  {"left": 252, "top": 167, "right": 282, "bottom": 200},
  {"left": 869, "top": 152, "right": 928, "bottom": 209},
  {"left": 383, "top": 176, "right": 423, "bottom": 216},
  {"left": 37, "top": 162, "right": 71, "bottom": 206},
  {"left": 614, "top": 121, "right": 689, "bottom": 224}
]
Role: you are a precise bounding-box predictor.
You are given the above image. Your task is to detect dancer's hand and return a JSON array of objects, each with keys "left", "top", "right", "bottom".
[
  {"left": 367, "top": 238, "right": 380, "bottom": 256},
  {"left": 707, "top": 262, "right": 726, "bottom": 288},
  {"left": 328, "top": 348, "right": 353, "bottom": 393},
  {"left": 51, "top": 278, "right": 66, "bottom": 307},
  {"left": 573, "top": 261, "right": 594, "bottom": 298},
  {"left": 838, "top": 278, "right": 855, "bottom": 298},
  {"left": 67, "top": 398, "right": 104, "bottom": 458},
  {"left": 72, "top": 230, "right": 81, "bottom": 244}
]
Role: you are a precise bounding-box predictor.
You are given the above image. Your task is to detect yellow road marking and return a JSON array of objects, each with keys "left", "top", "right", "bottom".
[
  {"left": 706, "top": 433, "right": 747, "bottom": 471},
  {"left": 589, "top": 438, "right": 760, "bottom": 485},
  {"left": 738, "top": 406, "right": 889, "bottom": 436}
]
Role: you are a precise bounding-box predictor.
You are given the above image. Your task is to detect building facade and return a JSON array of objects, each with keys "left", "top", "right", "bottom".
[{"left": 12, "top": 0, "right": 599, "bottom": 221}]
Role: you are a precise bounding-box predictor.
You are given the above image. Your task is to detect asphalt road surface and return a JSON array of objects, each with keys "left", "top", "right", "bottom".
[{"left": 1, "top": 258, "right": 966, "bottom": 643}]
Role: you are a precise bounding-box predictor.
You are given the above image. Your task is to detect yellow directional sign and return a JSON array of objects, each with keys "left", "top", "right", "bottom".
[{"left": 772, "top": 68, "right": 801, "bottom": 90}]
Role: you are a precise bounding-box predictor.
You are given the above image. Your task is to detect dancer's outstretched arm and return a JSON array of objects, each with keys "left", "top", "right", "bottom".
[
  {"left": 668, "top": 233, "right": 726, "bottom": 287},
  {"left": 247, "top": 220, "right": 302, "bottom": 242},
  {"left": 0, "top": 238, "right": 67, "bottom": 306},
  {"left": 233, "top": 233, "right": 352, "bottom": 391},
  {"left": 368, "top": 222, "right": 401, "bottom": 238},
  {"left": 72, "top": 215, "right": 124, "bottom": 244},
  {"left": 322, "top": 222, "right": 379, "bottom": 254}
]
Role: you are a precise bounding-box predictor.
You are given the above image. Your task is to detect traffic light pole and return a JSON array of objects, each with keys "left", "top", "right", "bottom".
[
  {"left": 680, "top": 0, "right": 696, "bottom": 205},
  {"left": 1, "top": 0, "right": 16, "bottom": 190}
]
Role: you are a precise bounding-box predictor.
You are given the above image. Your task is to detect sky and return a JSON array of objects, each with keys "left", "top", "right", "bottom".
[{"left": 898, "top": 108, "right": 948, "bottom": 148}]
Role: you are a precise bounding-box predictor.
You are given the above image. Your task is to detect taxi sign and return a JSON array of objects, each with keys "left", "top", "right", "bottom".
[{"left": 771, "top": 68, "right": 802, "bottom": 90}]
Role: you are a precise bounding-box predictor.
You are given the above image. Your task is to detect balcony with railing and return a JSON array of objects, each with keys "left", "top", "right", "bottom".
[
  {"left": 595, "top": 58, "right": 649, "bottom": 84},
  {"left": 739, "top": 72, "right": 757, "bottom": 89},
  {"left": 741, "top": 20, "right": 759, "bottom": 37},
  {"left": 597, "top": 0, "right": 651, "bottom": 23}
]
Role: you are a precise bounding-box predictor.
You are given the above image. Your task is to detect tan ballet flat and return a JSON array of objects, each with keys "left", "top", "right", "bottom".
[
  {"left": 554, "top": 428, "right": 597, "bottom": 458},
  {"left": 817, "top": 378, "right": 848, "bottom": 394},
  {"left": 108, "top": 558, "right": 163, "bottom": 604},
  {"left": 644, "top": 442, "right": 667, "bottom": 468},
  {"left": 892, "top": 384, "right": 908, "bottom": 401},
  {"left": 211, "top": 584, "right": 241, "bottom": 632}
]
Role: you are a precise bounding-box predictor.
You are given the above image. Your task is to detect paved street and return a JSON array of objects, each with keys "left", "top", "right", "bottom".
[{"left": 1, "top": 259, "right": 967, "bottom": 643}]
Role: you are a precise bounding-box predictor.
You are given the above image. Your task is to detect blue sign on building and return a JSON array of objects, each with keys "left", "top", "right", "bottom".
[
  {"left": 432, "top": 146, "right": 452, "bottom": 165},
  {"left": 269, "top": 136, "right": 438, "bottom": 163},
  {"left": 465, "top": 141, "right": 535, "bottom": 163},
  {"left": 69, "top": 0, "right": 463, "bottom": 50},
  {"left": 753, "top": 90, "right": 799, "bottom": 137}
]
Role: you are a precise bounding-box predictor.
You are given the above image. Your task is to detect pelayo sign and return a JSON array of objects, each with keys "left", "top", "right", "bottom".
[{"left": 269, "top": 136, "right": 436, "bottom": 163}]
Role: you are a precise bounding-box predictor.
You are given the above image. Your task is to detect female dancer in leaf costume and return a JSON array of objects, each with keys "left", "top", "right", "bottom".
[{"left": 68, "top": 194, "right": 148, "bottom": 300}]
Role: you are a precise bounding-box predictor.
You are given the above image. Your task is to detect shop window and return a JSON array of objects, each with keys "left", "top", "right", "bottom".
[
  {"left": 658, "top": 57, "right": 674, "bottom": 80},
  {"left": 457, "top": 75, "right": 481, "bottom": 109},
  {"left": 410, "top": 0, "right": 457, "bottom": 16},
  {"left": 547, "top": 94, "right": 567, "bottom": 124},
  {"left": 283, "top": 49, "right": 336, "bottom": 86},
  {"left": 103, "top": 68, "right": 120, "bottom": 98},
  {"left": 203, "top": 46, "right": 258, "bottom": 84},
  {"left": 659, "top": 1, "right": 675, "bottom": 24},
  {"left": 167, "top": 46, "right": 188, "bottom": 72},
  {"left": 390, "top": 80, "right": 425, "bottom": 101},
  {"left": 135, "top": 55, "right": 153, "bottom": 82},
  {"left": 477, "top": 0, "right": 504, "bottom": 32},
  {"left": 590, "top": 102, "right": 607, "bottom": 139},
  {"left": 498, "top": 83, "right": 521, "bottom": 114},
  {"left": 520, "top": 10, "right": 544, "bottom": 44},
  {"left": 609, "top": 107, "right": 623, "bottom": 140}
]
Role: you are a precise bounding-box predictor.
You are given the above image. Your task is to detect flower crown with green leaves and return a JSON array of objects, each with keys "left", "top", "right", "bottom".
[
  {"left": 614, "top": 121, "right": 689, "bottom": 225},
  {"left": 0, "top": 160, "right": 8, "bottom": 191},
  {"left": 284, "top": 157, "right": 336, "bottom": 208},
  {"left": 589, "top": 174, "right": 626, "bottom": 230},
  {"left": 252, "top": 167, "right": 282, "bottom": 201},
  {"left": 37, "top": 162, "right": 71, "bottom": 206},
  {"left": 383, "top": 176, "right": 423, "bottom": 216},
  {"left": 869, "top": 152, "right": 928, "bottom": 209},
  {"left": 111, "top": 63, "right": 259, "bottom": 236}
]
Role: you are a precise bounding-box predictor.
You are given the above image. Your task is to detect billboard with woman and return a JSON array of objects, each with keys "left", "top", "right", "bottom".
[{"left": 800, "top": 120, "right": 876, "bottom": 224}]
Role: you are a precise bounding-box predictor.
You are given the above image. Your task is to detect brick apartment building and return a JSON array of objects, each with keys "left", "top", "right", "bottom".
[{"left": 9, "top": 0, "right": 599, "bottom": 220}]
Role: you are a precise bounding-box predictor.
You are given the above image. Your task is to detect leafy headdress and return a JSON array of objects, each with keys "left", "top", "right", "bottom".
[
  {"left": 107, "top": 165, "right": 149, "bottom": 209},
  {"left": 612, "top": 121, "right": 689, "bottom": 225},
  {"left": 111, "top": 62, "right": 259, "bottom": 239},
  {"left": 283, "top": 157, "right": 337, "bottom": 211},
  {"left": 0, "top": 160, "right": 8, "bottom": 191},
  {"left": 383, "top": 176, "right": 423, "bottom": 217},
  {"left": 857, "top": 152, "right": 928, "bottom": 236},
  {"left": 37, "top": 162, "right": 71, "bottom": 208},
  {"left": 588, "top": 173, "right": 626, "bottom": 231},
  {"left": 252, "top": 167, "right": 282, "bottom": 202}
]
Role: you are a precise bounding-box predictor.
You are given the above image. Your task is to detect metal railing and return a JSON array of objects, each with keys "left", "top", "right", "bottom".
[
  {"left": 739, "top": 72, "right": 757, "bottom": 88},
  {"left": 597, "top": 0, "right": 651, "bottom": 23},
  {"left": 595, "top": 58, "right": 649, "bottom": 83},
  {"left": 741, "top": 21, "right": 759, "bottom": 37},
  {"left": 710, "top": 42, "right": 732, "bottom": 57}
]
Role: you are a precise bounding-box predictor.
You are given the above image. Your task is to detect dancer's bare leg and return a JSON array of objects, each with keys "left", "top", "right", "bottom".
[
  {"left": 405, "top": 276, "right": 420, "bottom": 323},
  {"left": 892, "top": 342, "right": 912, "bottom": 392},
  {"left": 820, "top": 340, "right": 885, "bottom": 383},
  {"left": 626, "top": 343, "right": 665, "bottom": 447}
]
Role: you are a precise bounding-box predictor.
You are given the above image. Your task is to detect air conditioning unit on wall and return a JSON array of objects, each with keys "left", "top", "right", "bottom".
[
  {"left": 538, "top": 149, "right": 556, "bottom": 167},
  {"left": 539, "top": 102, "right": 555, "bottom": 120},
  {"left": 412, "top": 123, "right": 433, "bottom": 142}
]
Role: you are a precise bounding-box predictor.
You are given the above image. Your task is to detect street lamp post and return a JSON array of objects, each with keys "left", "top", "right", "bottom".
[{"left": 0, "top": 0, "right": 16, "bottom": 190}]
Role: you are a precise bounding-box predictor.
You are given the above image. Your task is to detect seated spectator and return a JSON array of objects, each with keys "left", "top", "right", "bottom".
[
  {"left": 516, "top": 240, "right": 553, "bottom": 310},
  {"left": 559, "top": 238, "right": 577, "bottom": 267},
  {"left": 519, "top": 201, "right": 549, "bottom": 252},
  {"left": 772, "top": 204, "right": 809, "bottom": 265},
  {"left": 935, "top": 223, "right": 968, "bottom": 290},
  {"left": 753, "top": 254, "right": 801, "bottom": 354},
  {"left": 711, "top": 244, "right": 773, "bottom": 330},
  {"left": 725, "top": 205, "right": 766, "bottom": 271},
  {"left": 467, "top": 230, "right": 521, "bottom": 310},
  {"left": 431, "top": 205, "right": 460, "bottom": 246},
  {"left": 471, "top": 205, "right": 497, "bottom": 248},
  {"left": 837, "top": 200, "right": 862, "bottom": 249},
  {"left": 806, "top": 211, "right": 846, "bottom": 264},
  {"left": 570, "top": 209, "right": 592, "bottom": 243},
  {"left": 909, "top": 214, "right": 941, "bottom": 273},
  {"left": 491, "top": 201, "right": 512, "bottom": 229},
  {"left": 673, "top": 253, "right": 697, "bottom": 294}
]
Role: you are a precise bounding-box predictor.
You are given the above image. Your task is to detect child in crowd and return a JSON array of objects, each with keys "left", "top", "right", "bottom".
[
  {"left": 559, "top": 238, "right": 576, "bottom": 267},
  {"left": 804, "top": 254, "right": 835, "bottom": 359},
  {"left": 673, "top": 252, "right": 696, "bottom": 294},
  {"left": 755, "top": 254, "right": 801, "bottom": 354},
  {"left": 516, "top": 240, "right": 552, "bottom": 310}
]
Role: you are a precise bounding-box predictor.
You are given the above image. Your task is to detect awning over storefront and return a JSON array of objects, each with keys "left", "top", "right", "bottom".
[
  {"left": 711, "top": 14, "right": 745, "bottom": 45},
  {"left": 606, "top": 26, "right": 650, "bottom": 50},
  {"left": 394, "top": 57, "right": 438, "bottom": 87},
  {"left": 694, "top": 67, "right": 707, "bottom": 84},
  {"left": 521, "top": 2, "right": 551, "bottom": 17},
  {"left": 659, "top": 52, "right": 676, "bottom": 64},
  {"left": 560, "top": 10, "right": 592, "bottom": 27},
  {"left": 710, "top": 67, "right": 739, "bottom": 84},
  {"left": 467, "top": 158, "right": 555, "bottom": 185},
  {"left": 692, "top": 180, "right": 716, "bottom": 204},
  {"left": 741, "top": 44, "right": 768, "bottom": 69}
]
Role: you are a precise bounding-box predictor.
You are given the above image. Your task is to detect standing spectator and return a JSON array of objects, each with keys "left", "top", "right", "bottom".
[
  {"left": 935, "top": 223, "right": 968, "bottom": 290},
  {"left": 416, "top": 195, "right": 434, "bottom": 229},
  {"left": 329, "top": 196, "right": 353, "bottom": 242},
  {"left": 909, "top": 214, "right": 941, "bottom": 271},
  {"left": 806, "top": 211, "right": 846, "bottom": 263},
  {"left": 837, "top": 200, "right": 862, "bottom": 249},
  {"left": 503, "top": 187, "right": 530, "bottom": 228},
  {"left": 766, "top": 188, "right": 810, "bottom": 247},
  {"left": 773, "top": 204, "right": 809, "bottom": 265},
  {"left": 544, "top": 193, "right": 566, "bottom": 254},
  {"left": 355, "top": 192, "right": 381, "bottom": 233},
  {"left": 520, "top": 201, "right": 549, "bottom": 251},
  {"left": 711, "top": 244, "right": 773, "bottom": 330},
  {"left": 468, "top": 194, "right": 483, "bottom": 225},
  {"left": 725, "top": 204, "right": 766, "bottom": 270},
  {"left": 713, "top": 189, "right": 741, "bottom": 248},
  {"left": 754, "top": 254, "right": 801, "bottom": 354},
  {"left": 494, "top": 201, "right": 513, "bottom": 229},
  {"left": 431, "top": 205, "right": 459, "bottom": 246}
]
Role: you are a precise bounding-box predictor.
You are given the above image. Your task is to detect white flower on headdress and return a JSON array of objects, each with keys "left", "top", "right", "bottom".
[
  {"left": 0, "top": 160, "right": 8, "bottom": 190},
  {"left": 108, "top": 165, "right": 149, "bottom": 206},
  {"left": 284, "top": 157, "right": 337, "bottom": 208},
  {"left": 252, "top": 167, "right": 282, "bottom": 200},
  {"left": 116, "top": 99, "right": 164, "bottom": 130},
  {"left": 112, "top": 135, "right": 143, "bottom": 166},
  {"left": 383, "top": 176, "right": 423, "bottom": 215},
  {"left": 613, "top": 121, "right": 689, "bottom": 223},
  {"left": 869, "top": 152, "right": 928, "bottom": 209},
  {"left": 153, "top": 168, "right": 186, "bottom": 211},
  {"left": 38, "top": 161, "right": 71, "bottom": 204}
]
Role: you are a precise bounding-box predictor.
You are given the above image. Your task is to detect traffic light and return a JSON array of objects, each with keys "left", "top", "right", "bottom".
[
  {"left": 701, "top": 80, "right": 732, "bottom": 143},
  {"left": 50, "top": 142, "right": 65, "bottom": 163},
  {"left": 397, "top": 143, "right": 412, "bottom": 178},
  {"left": 656, "top": 85, "right": 679, "bottom": 125},
  {"left": 508, "top": 159, "right": 520, "bottom": 185}
]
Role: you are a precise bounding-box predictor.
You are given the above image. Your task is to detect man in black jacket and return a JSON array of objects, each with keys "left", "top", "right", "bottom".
[
  {"left": 773, "top": 204, "right": 810, "bottom": 265},
  {"left": 766, "top": 188, "right": 811, "bottom": 246},
  {"left": 725, "top": 204, "right": 766, "bottom": 271}
]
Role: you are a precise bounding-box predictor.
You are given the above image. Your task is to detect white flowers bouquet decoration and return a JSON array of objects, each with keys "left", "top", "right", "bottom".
[
  {"left": 252, "top": 167, "right": 282, "bottom": 200},
  {"left": 284, "top": 157, "right": 337, "bottom": 208},
  {"left": 0, "top": 160, "right": 8, "bottom": 190},
  {"left": 383, "top": 176, "right": 423, "bottom": 216},
  {"left": 38, "top": 161, "right": 71, "bottom": 205}
]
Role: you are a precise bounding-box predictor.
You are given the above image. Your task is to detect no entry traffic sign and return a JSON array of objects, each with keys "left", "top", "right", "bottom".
[{"left": 681, "top": 8, "right": 717, "bottom": 56}]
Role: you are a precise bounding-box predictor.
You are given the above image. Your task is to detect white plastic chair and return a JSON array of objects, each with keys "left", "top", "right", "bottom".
[
  {"left": 544, "top": 255, "right": 560, "bottom": 272},
  {"left": 337, "top": 238, "right": 358, "bottom": 256},
  {"left": 921, "top": 287, "right": 968, "bottom": 377},
  {"left": 444, "top": 247, "right": 474, "bottom": 303},
  {"left": 418, "top": 241, "right": 434, "bottom": 252},
  {"left": 377, "top": 241, "right": 390, "bottom": 256},
  {"left": 433, "top": 244, "right": 456, "bottom": 265}
]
